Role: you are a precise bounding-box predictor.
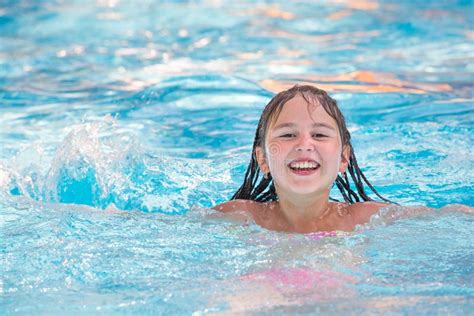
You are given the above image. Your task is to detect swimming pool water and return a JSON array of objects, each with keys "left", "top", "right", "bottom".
[{"left": 1, "top": 0, "right": 473, "bottom": 314}]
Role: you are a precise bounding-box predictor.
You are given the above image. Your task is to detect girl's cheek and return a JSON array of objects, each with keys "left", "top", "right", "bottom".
[{"left": 324, "top": 142, "right": 342, "bottom": 156}]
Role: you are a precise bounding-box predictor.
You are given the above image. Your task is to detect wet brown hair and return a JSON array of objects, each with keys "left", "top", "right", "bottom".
[{"left": 232, "top": 84, "right": 393, "bottom": 204}]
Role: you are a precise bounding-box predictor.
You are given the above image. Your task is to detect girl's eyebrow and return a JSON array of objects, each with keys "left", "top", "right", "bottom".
[{"left": 273, "top": 122, "right": 336, "bottom": 131}]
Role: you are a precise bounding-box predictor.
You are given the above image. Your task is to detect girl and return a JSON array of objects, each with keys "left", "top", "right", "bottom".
[{"left": 213, "top": 84, "right": 394, "bottom": 233}]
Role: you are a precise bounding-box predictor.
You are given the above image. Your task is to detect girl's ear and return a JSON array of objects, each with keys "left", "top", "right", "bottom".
[
  {"left": 339, "top": 145, "right": 351, "bottom": 173},
  {"left": 255, "top": 146, "right": 270, "bottom": 174}
]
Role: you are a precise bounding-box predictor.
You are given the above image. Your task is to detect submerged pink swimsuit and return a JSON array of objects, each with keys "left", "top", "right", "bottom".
[
  {"left": 240, "top": 267, "right": 356, "bottom": 301},
  {"left": 237, "top": 231, "right": 355, "bottom": 299}
]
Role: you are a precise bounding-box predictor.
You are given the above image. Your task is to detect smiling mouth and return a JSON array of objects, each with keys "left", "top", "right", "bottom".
[{"left": 288, "top": 160, "right": 320, "bottom": 175}]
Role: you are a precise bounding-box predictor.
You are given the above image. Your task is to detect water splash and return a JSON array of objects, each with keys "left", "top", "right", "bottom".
[
  {"left": 43, "top": 116, "right": 143, "bottom": 208},
  {"left": 0, "top": 115, "right": 241, "bottom": 214},
  {"left": 0, "top": 116, "right": 145, "bottom": 210}
]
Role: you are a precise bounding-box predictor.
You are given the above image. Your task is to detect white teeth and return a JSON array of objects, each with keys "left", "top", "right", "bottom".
[{"left": 289, "top": 161, "right": 319, "bottom": 169}]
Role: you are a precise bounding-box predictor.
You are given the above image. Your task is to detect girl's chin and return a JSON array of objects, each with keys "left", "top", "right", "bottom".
[
  {"left": 290, "top": 188, "right": 324, "bottom": 196},
  {"left": 273, "top": 177, "right": 332, "bottom": 196},
  {"left": 278, "top": 183, "right": 328, "bottom": 197}
]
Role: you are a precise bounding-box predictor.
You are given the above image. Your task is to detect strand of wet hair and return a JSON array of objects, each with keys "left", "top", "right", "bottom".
[
  {"left": 350, "top": 152, "right": 395, "bottom": 204},
  {"left": 231, "top": 160, "right": 254, "bottom": 199},
  {"left": 257, "top": 182, "right": 277, "bottom": 202},
  {"left": 335, "top": 176, "right": 352, "bottom": 203},
  {"left": 356, "top": 167, "right": 395, "bottom": 204},
  {"left": 336, "top": 173, "right": 360, "bottom": 203},
  {"left": 348, "top": 153, "right": 372, "bottom": 201},
  {"left": 347, "top": 166, "right": 371, "bottom": 201},
  {"left": 352, "top": 155, "right": 364, "bottom": 190},
  {"left": 344, "top": 170, "right": 362, "bottom": 202},
  {"left": 256, "top": 188, "right": 272, "bottom": 202},
  {"left": 232, "top": 123, "right": 263, "bottom": 200},
  {"left": 251, "top": 177, "right": 271, "bottom": 200}
]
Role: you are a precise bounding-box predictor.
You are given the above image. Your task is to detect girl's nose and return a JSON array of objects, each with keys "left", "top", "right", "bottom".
[{"left": 295, "top": 135, "right": 315, "bottom": 152}]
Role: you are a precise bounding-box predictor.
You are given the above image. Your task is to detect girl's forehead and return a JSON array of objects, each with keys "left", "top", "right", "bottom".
[{"left": 270, "top": 95, "right": 334, "bottom": 126}]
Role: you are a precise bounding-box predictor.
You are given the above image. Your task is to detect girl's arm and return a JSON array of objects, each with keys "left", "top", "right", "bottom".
[
  {"left": 212, "top": 199, "right": 261, "bottom": 213},
  {"left": 210, "top": 199, "right": 258, "bottom": 223},
  {"left": 213, "top": 199, "right": 245, "bottom": 213},
  {"left": 212, "top": 199, "right": 264, "bottom": 216},
  {"left": 357, "top": 203, "right": 473, "bottom": 227},
  {"left": 439, "top": 204, "right": 474, "bottom": 214}
]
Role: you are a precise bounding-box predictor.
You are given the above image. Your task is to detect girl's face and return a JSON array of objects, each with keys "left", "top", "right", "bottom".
[{"left": 256, "top": 95, "right": 349, "bottom": 198}]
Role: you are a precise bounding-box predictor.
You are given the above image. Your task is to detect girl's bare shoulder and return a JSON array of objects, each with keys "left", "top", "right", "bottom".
[
  {"left": 347, "top": 201, "right": 391, "bottom": 223},
  {"left": 212, "top": 200, "right": 277, "bottom": 228},
  {"left": 212, "top": 199, "right": 266, "bottom": 213}
]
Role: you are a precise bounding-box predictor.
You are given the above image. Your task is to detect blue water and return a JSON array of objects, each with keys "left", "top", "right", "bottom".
[{"left": 1, "top": 0, "right": 473, "bottom": 314}]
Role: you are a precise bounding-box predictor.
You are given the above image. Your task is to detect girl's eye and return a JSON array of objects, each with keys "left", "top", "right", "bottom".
[
  {"left": 280, "top": 133, "right": 296, "bottom": 138},
  {"left": 313, "top": 133, "right": 327, "bottom": 138}
]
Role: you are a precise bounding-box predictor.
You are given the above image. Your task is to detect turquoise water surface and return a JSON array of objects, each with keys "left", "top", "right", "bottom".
[{"left": 1, "top": 0, "right": 473, "bottom": 314}]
